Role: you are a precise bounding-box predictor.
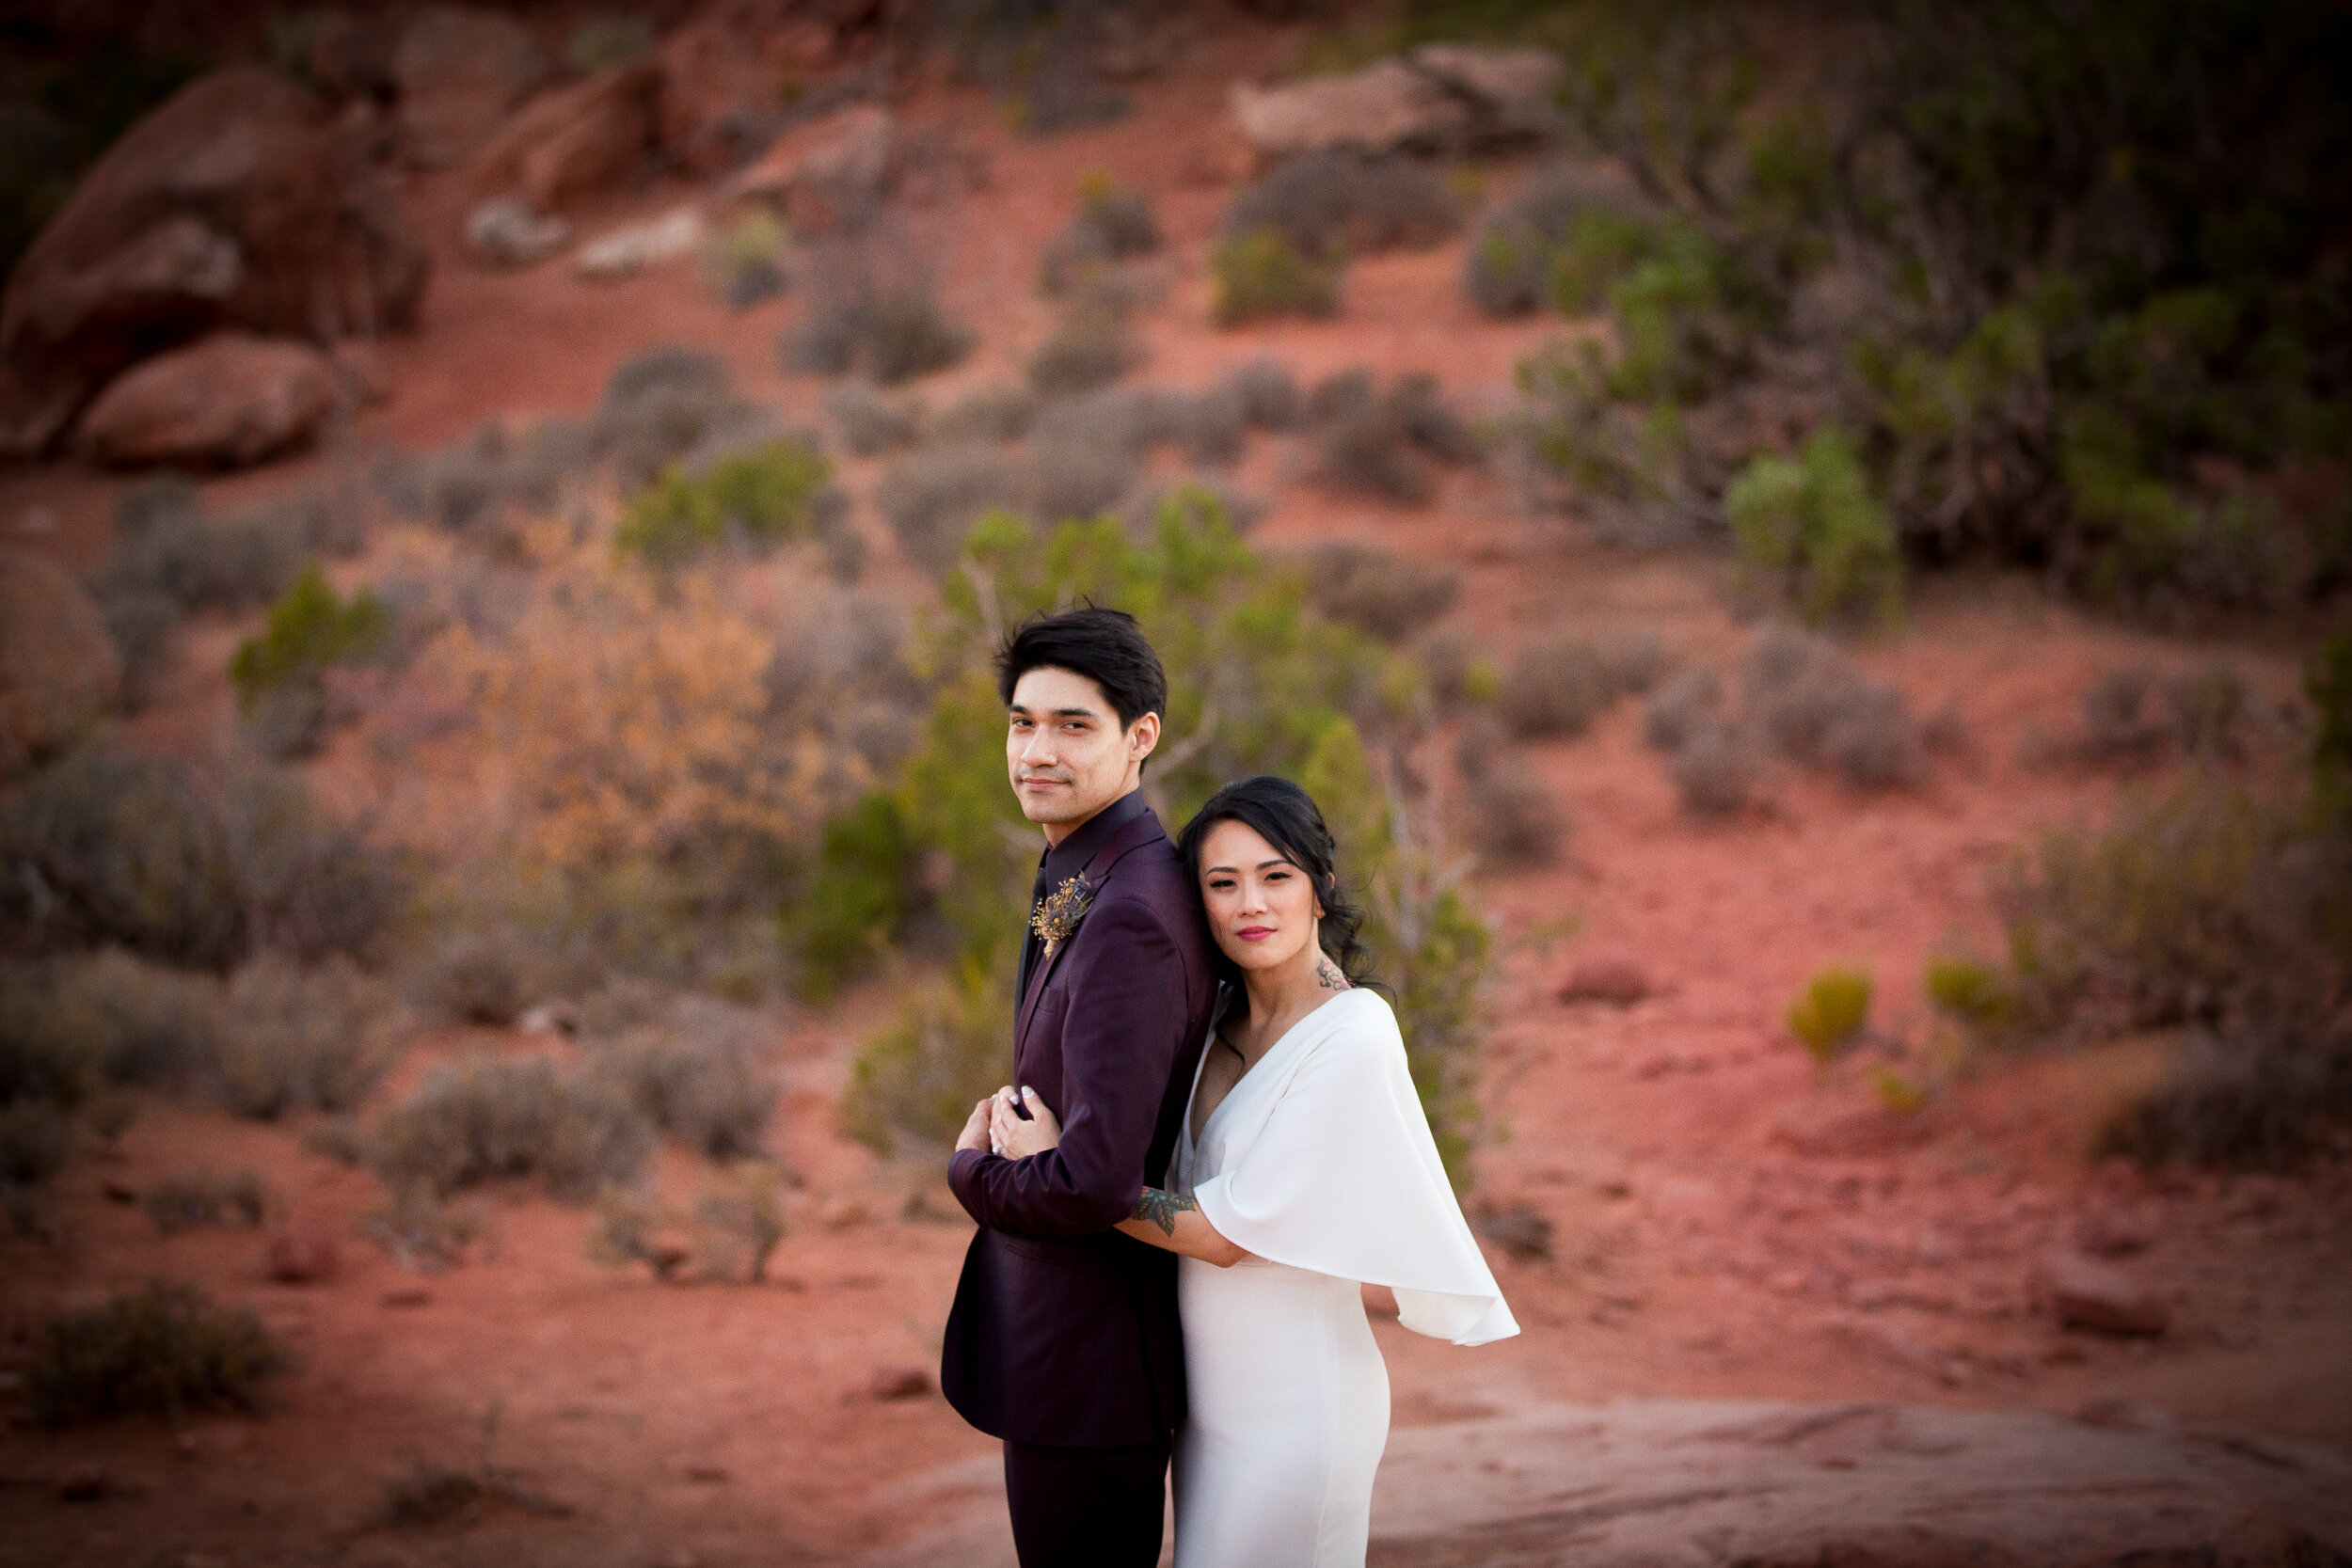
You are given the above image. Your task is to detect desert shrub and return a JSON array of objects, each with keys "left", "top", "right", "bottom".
[
  {"left": 1727, "top": 430, "right": 1904, "bottom": 626},
  {"left": 0, "top": 1098, "right": 73, "bottom": 1188},
  {"left": 368, "top": 1053, "right": 654, "bottom": 1202},
  {"left": 219, "top": 765, "right": 405, "bottom": 966},
  {"left": 15, "top": 948, "right": 224, "bottom": 1090},
  {"left": 693, "top": 1162, "right": 787, "bottom": 1282},
  {"left": 1294, "top": 543, "right": 1459, "bottom": 642},
  {"left": 215, "top": 955, "right": 391, "bottom": 1120},
  {"left": 1025, "top": 440, "right": 1136, "bottom": 528},
  {"left": 2058, "top": 662, "right": 2261, "bottom": 771},
  {"left": 228, "top": 564, "right": 390, "bottom": 759},
  {"left": 1212, "top": 230, "right": 1341, "bottom": 325},
  {"left": 566, "top": 13, "right": 654, "bottom": 73},
  {"left": 782, "top": 276, "right": 972, "bottom": 385},
  {"left": 596, "top": 347, "right": 750, "bottom": 488},
  {"left": 2098, "top": 1023, "right": 2352, "bottom": 1173},
  {"left": 1667, "top": 721, "right": 1764, "bottom": 817},
  {"left": 1168, "top": 387, "right": 1247, "bottom": 466},
  {"left": 824, "top": 383, "right": 925, "bottom": 455},
  {"left": 92, "top": 477, "right": 352, "bottom": 618},
  {"left": 0, "top": 745, "right": 246, "bottom": 968},
  {"left": 1040, "top": 175, "right": 1160, "bottom": 294},
  {"left": 1462, "top": 762, "right": 1566, "bottom": 865},
  {"left": 1225, "top": 150, "right": 1457, "bottom": 262},
  {"left": 1026, "top": 301, "right": 1142, "bottom": 395},
  {"left": 841, "top": 960, "right": 1011, "bottom": 1154},
  {"left": 26, "top": 1281, "right": 290, "bottom": 1426},
  {"left": 140, "top": 1169, "right": 272, "bottom": 1234},
  {"left": 614, "top": 438, "right": 839, "bottom": 566},
  {"left": 703, "top": 211, "right": 789, "bottom": 309},
  {"left": 413, "top": 928, "right": 535, "bottom": 1026},
  {"left": 1787, "top": 967, "right": 1873, "bottom": 1061},
  {"left": 933, "top": 383, "right": 1037, "bottom": 443},
  {"left": 586, "top": 1000, "right": 776, "bottom": 1161},
  {"left": 1642, "top": 666, "right": 1720, "bottom": 752},
  {"left": 876, "top": 443, "right": 1026, "bottom": 575},
  {"left": 1498, "top": 632, "right": 1657, "bottom": 739},
  {"left": 1740, "top": 627, "right": 1926, "bottom": 791},
  {"left": 1029, "top": 385, "right": 1179, "bottom": 455},
  {"left": 2313, "top": 634, "right": 2352, "bottom": 829},
  {"left": 1922, "top": 955, "right": 2012, "bottom": 1029},
  {"left": 1221, "top": 357, "right": 1304, "bottom": 431},
  {"left": 1119, "top": 474, "right": 1267, "bottom": 540},
  {"left": 1313, "top": 372, "right": 1479, "bottom": 503},
  {"left": 1465, "top": 168, "right": 1652, "bottom": 318},
  {"left": 377, "top": 418, "right": 596, "bottom": 542}
]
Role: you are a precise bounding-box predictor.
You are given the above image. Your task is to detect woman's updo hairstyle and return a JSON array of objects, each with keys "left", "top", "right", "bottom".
[{"left": 1177, "top": 775, "right": 1380, "bottom": 993}]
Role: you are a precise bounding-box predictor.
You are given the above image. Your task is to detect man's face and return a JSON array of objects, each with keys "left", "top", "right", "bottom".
[{"left": 1007, "top": 666, "right": 1159, "bottom": 834}]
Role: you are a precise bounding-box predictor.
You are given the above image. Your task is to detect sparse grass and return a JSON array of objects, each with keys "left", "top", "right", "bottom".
[
  {"left": 1212, "top": 230, "right": 1341, "bottom": 325},
  {"left": 1787, "top": 967, "right": 1873, "bottom": 1062},
  {"left": 824, "top": 383, "right": 925, "bottom": 455},
  {"left": 215, "top": 955, "right": 392, "bottom": 1121},
  {"left": 140, "top": 1169, "right": 272, "bottom": 1234},
  {"left": 367, "top": 1053, "right": 655, "bottom": 1202},
  {"left": 26, "top": 1281, "right": 290, "bottom": 1426},
  {"left": 782, "top": 277, "right": 972, "bottom": 385},
  {"left": 1295, "top": 543, "right": 1459, "bottom": 642}
]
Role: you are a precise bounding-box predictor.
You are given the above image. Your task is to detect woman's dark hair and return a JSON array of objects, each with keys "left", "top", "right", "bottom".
[
  {"left": 1177, "top": 775, "right": 1381, "bottom": 998},
  {"left": 994, "top": 606, "right": 1168, "bottom": 731}
]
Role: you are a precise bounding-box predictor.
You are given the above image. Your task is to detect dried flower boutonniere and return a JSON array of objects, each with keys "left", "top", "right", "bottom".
[{"left": 1030, "top": 873, "right": 1097, "bottom": 958}]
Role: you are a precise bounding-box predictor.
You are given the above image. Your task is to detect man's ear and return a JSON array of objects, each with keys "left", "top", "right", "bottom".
[{"left": 1128, "top": 710, "right": 1162, "bottom": 761}]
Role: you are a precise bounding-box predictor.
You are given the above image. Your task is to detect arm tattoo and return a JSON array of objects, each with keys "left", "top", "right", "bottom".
[
  {"left": 1316, "top": 958, "right": 1347, "bottom": 990},
  {"left": 1132, "top": 1187, "right": 1197, "bottom": 1238}
]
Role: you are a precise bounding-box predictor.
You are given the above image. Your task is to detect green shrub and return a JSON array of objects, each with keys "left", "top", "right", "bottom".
[
  {"left": 1727, "top": 430, "right": 1903, "bottom": 626},
  {"left": 140, "top": 1169, "right": 272, "bottom": 1234},
  {"left": 215, "top": 954, "right": 391, "bottom": 1120},
  {"left": 1922, "top": 955, "right": 2011, "bottom": 1028},
  {"left": 1212, "top": 230, "right": 1341, "bottom": 325},
  {"left": 26, "top": 1281, "right": 290, "bottom": 1426},
  {"left": 615, "top": 439, "right": 836, "bottom": 565},
  {"left": 842, "top": 959, "right": 1010, "bottom": 1155},
  {"left": 1787, "top": 967, "right": 1872, "bottom": 1061},
  {"left": 368, "top": 1053, "right": 654, "bottom": 1201},
  {"left": 229, "top": 564, "right": 389, "bottom": 734}
]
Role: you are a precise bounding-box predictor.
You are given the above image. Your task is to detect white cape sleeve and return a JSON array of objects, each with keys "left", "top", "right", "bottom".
[{"left": 1188, "top": 990, "right": 1518, "bottom": 1346}]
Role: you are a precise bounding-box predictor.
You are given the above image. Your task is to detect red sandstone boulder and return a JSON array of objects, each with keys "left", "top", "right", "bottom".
[
  {"left": 265, "top": 1225, "right": 342, "bottom": 1284},
  {"left": 392, "top": 5, "right": 551, "bottom": 168},
  {"left": 76, "top": 333, "right": 340, "bottom": 468},
  {"left": 0, "top": 67, "right": 428, "bottom": 458},
  {"left": 0, "top": 549, "right": 120, "bottom": 766},
  {"left": 470, "top": 61, "right": 659, "bottom": 212},
  {"left": 656, "top": 0, "right": 854, "bottom": 176},
  {"left": 1228, "top": 44, "right": 1563, "bottom": 163},
  {"left": 723, "top": 103, "right": 895, "bottom": 232}
]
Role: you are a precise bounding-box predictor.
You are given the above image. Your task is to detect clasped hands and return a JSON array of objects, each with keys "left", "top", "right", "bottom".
[{"left": 954, "top": 1085, "right": 1063, "bottom": 1160}]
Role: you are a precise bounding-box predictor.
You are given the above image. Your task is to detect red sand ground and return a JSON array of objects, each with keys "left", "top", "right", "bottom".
[{"left": 4, "top": 24, "right": 2347, "bottom": 1568}]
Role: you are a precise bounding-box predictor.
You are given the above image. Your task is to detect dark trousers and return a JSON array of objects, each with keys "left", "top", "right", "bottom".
[{"left": 1003, "top": 1433, "right": 1170, "bottom": 1568}]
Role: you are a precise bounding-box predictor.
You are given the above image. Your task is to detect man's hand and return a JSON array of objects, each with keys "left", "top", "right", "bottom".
[{"left": 954, "top": 1096, "right": 995, "bottom": 1155}]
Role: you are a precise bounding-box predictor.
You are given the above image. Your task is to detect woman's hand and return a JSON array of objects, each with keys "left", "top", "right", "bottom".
[
  {"left": 954, "top": 1096, "right": 994, "bottom": 1155},
  {"left": 989, "top": 1085, "right": 1061, "bottom": 1159}
]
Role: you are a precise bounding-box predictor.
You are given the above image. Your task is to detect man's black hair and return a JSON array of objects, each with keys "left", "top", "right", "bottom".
[{"left": 994, "top": 606, "right": 1168, "bottom": 732}]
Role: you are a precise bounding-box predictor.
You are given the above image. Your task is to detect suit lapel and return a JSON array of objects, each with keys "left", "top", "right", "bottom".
[{"left": 1012, "top": 807, "right": 1168, "bottom": 1056}]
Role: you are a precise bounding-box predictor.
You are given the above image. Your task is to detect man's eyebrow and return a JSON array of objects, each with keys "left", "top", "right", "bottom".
[{"left": 1009, "top": 704, "right": 1102, "bottom": 720}]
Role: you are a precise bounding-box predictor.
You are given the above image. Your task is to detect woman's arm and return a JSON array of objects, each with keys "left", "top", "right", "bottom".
[
  {"left": 1119, "top": 1187, "right": 1248, "bottom": 1267},
  {"left": 989, "top": 1088, "right": 1250, "bottom": 1267}
]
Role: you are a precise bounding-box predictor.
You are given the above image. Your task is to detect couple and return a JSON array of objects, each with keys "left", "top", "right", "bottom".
[{"left": 940, "top": 608, "right": 1517, "bottom": 1568}]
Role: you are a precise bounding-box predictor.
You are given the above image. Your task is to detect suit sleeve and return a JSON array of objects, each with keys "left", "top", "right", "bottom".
[{"left": 948, "top": 897, "right": 1189, "bottom": 1239}]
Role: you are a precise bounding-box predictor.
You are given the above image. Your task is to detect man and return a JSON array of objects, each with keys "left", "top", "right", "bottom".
[{"left": 942, "top": 607, "right": 1219, "bottom": 1567}]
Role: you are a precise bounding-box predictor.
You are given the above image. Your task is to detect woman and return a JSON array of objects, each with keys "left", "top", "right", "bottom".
[{"left": 989, "top": 775, "right": 1516, "bottom": 1567}]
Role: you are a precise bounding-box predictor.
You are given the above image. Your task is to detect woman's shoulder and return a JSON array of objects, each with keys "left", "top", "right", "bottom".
[{"left": 1302, "top": 987, "right": 1403, "bottom": 1059}]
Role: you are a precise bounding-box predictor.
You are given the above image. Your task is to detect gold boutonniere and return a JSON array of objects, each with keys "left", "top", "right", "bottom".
[{"left": 1030, "top": 873, "right": 1097, "bottom": 958}]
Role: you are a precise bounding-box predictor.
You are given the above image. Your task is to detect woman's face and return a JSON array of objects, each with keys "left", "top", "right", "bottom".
[{"left": 1198, "top": 818, "right": 1322, "bottom": 974}]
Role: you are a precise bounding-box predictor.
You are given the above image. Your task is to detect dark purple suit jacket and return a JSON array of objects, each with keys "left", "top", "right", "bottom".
[{"left": 941, "top": 789, "right": 1218, "bottom": 1448}]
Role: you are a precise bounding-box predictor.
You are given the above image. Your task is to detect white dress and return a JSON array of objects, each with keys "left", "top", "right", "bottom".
[{"left": 1169, "top": 988, "right": 1518, "bottom": 1568}]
